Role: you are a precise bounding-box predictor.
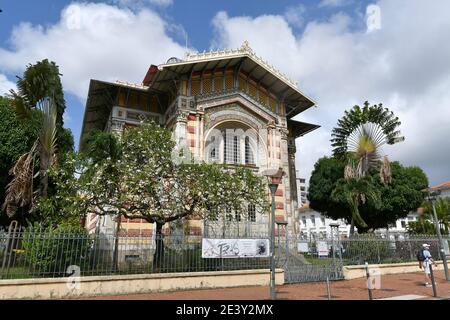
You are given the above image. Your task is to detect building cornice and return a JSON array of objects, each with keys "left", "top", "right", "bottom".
[{"left": 161, "top": 41, "right": 298, "bottom": 89}]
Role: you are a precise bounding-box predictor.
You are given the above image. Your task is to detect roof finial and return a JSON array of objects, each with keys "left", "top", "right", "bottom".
[{"left": 241, "top": 40, "right": 251, "bottom": 51}]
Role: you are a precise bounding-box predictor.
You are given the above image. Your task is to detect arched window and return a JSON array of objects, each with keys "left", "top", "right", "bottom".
[
  {"left": 205, "top": 122, "right": 259, "bottom": 166},
  {"left": 248, "top": 204, "right": 256, "bottom": 222},
  {"left": 209, "top": 136, "right": 218, "bottom": 162},
  {"left": 245, "top": 136, "right": 254, "bottom": 165}
]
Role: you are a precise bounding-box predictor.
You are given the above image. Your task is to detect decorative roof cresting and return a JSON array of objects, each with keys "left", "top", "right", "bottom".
[
  {"left": 115, "top": 80, "right": 149, "bottom": 90},
  {"left": 180, "top": 41, "right": 298, "bottom": 88}
]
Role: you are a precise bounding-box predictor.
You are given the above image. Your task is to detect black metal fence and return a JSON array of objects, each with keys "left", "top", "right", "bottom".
[
  {"left": 1, "top": 226, "right": 448, "bottom": 282},
  {"left": 0, "top": 228, "right": 271, "bottom": 280}
]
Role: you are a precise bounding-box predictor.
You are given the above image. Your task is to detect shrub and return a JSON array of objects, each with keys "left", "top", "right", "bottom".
[
  {"left": 22, "top": 223, "right": 92, "bottom": 276},
  {"left": 342, "top": 235, "right": 392, "bottom": 265}
]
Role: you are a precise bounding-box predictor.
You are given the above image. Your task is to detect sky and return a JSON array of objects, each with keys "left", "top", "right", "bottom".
[{"left": 0, "top": 0, "right": 449, "bottom": 187}]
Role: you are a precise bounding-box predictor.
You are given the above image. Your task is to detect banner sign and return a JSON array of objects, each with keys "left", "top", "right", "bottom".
[
  {"left": 202, "top": 238, "right": 270, "bottom": 258},
  {"left": 317, "top": 241, "right": 329, "bottom": 258},
  {"left": 297, "top": 241, "right": 309, "bottom": 253}
]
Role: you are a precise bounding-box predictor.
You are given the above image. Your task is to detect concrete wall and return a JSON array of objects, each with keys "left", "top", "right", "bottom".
[
  {"left": 0, "top": 269, "right": 284, "bottom": 300},
  {"left": 343, "top": 261, "right": 450, "bottom": 280}
]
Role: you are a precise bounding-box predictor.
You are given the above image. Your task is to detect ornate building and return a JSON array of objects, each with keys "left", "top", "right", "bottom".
[{"left": 81, "top": 42, "right": 319, "bottom": 238}]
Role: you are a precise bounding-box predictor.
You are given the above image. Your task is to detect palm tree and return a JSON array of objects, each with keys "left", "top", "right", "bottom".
[
  {"left": 331, "top": 101, "right": 405, "bottom": 234},
  {"left": 3, "top": 98, "right": 57, "bottom": 217},
  {"left": 2, "top": 59, "right": 63, "bottom": 219},
  {"left": 422, "top": 197, "right": 450, "bottom": 235}
]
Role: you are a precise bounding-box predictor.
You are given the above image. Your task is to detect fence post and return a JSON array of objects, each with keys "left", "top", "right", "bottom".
[
  {"left": 326, "top": 276, "right": 331, "bottom": 300},
  {"left": 408, "top": 240, "right": 414, "bottom": 261},
  {"left": 429, "top": 263, "right": 437, "bottom": 298},
  {"left": 365, "top": 262, "right": 373, "bottom": 300}
]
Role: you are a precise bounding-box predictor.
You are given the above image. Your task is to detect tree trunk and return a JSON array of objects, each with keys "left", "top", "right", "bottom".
[
  {"left": 112, "top": 214, "right": 121, "bottom": 273},
  {"left": 153, "top": 222, "right": 165, "bottom": 271},
  {"left": 349, "top": 218, "right": 355, "bottom": 237},
  {"left": 39, "top": 153, "right": 49, "bottom": 198}
]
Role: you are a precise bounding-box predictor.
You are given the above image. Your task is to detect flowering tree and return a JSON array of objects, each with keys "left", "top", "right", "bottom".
[{"left": 48, "top": 121, "right": 269, "bottom": 266}]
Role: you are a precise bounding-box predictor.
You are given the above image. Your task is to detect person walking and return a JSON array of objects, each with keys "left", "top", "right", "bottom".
[{"left": 418, "top": 243, "right": 437, "bottom": 287}]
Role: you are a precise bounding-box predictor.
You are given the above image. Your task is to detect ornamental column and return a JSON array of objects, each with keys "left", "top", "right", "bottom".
[
  {"left": 278, "top": 127, "right": 296, "bottom": 236},
  {"left": 173, "top": 110, "right": 189, "bottom": 148},
  {"left": 287, "top": 137, "right": 299, "bottom": 236}
]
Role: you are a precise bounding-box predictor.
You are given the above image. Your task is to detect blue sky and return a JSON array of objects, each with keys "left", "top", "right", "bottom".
[{"left": 1, "top": 0, "right": 449, "bottom": 185}]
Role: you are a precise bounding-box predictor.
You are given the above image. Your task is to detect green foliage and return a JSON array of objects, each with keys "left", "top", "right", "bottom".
[
  {"left": 309, "top": 156, "right": 428, "bottom": 231},
  {"left": 0, "top": 97, "right": 41, "bottom": 224},
  {"left": 421, "top": 197, "right": 450, "bottom": 235},
  {"left": 407, "top": 220, "right": 438, "bottom": 235},
  {"left": 34, "top": 152, "right": 87, "bottom": 227},
  {"left": 332, "top": 175, "right": 382, "bottom": 228},
  {"left": 11, "top": 59, "right": 66, "bottom": 126},
  {"left": 344, "top": 235, "right": 392, "bottom": 264},
  {"left": 308, "top": 156, "right": 350, "bottom": 223},
  {"left": 80, "top": 129, "right": 121, "bottom": 163},
  {"left": 22, "top": 223, "right": 91, "bottom": 275},
  {"left": 2, "top": 59, "right": 74, "bottom": 223},
  {"left": 55, "top": 127, "right": 74, "bottom": 159}
]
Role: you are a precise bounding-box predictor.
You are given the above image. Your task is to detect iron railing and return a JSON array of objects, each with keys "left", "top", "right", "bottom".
[
  {"left": 0, "top": 228, "right": 271, "bottom": 280},
  {"left": 1, "top": 226, "right": 448, "bottom": 281}
]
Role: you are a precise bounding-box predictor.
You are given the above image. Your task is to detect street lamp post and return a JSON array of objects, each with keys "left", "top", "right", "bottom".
[
  {"left": 329, "top": 222, "right": 341, "bottom": 279},
  {"left": 263, "top": 168, "right": 285, "bottom": 300},
  {"left": 427, "top": 190, "right": 450, "bottom": 281}
]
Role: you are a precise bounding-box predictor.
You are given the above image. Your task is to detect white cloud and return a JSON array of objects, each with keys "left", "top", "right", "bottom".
[
  {"left": 0, "top": 2, "right": 186, "bottom": 101},
  {"left": 113, "top": 0, "right": 173, "bottom": 9},
  {"left": 284, "top": 4, "right": 306, "bottom": 28},
  {"left": 211, "top": 0, "right": 450, "bottom": 185},
  {"left": 0, "top": 74, "right": 16, "bottom": 96},
  {"left": 148, "top": 0, "right": 173, "bottom": 7},
  {"left": 318, "top": 0, "right": 351, "bottom": 8}
]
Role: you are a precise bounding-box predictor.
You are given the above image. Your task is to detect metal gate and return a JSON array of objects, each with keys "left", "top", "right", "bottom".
[{"left": 276, "top": 237, "right": 344, "bottom": 283}]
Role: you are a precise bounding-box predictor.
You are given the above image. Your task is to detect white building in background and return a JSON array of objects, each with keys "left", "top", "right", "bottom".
[
  {"left": 296, "top": 173, "right": 308, "bottom": 207},
  {"left": 297, "top": 204, "right": 421, "bottom": 240}
]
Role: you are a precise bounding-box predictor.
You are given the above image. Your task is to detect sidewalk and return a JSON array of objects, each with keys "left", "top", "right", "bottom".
[{"left": 82, "top": 271, "right": 450, "bottom": 300}]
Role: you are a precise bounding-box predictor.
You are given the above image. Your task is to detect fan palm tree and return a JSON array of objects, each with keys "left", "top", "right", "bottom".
[
  {"left": 2, "top": 60, "right": 64, "bottom": 220},
  {"left": 3, "top": 98, "right": 57, "bottom": 217},
  {"left": 331, "top": 101, "right": 405, "bottom": 234},
  {"left": 422, "top": 197, "right": 450, "bottom": 235}
]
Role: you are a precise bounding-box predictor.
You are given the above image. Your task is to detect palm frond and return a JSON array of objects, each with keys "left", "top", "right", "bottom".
[
  {"left": 38, "top": 98, "right": 58, "bottom": 162},
  {"left": 2, "top": 141, "right": 38, "bottom": 217},
  {"left": 9, "top": 89, "right": 31, "bottom": 120},
  {"left": 331, "top": 101, "right": 405, "bottom": 157}
]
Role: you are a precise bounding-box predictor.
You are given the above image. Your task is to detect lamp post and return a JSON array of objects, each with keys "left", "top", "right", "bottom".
[
  {"left": 426, "top": 190, "right": 449, "bottom": 281},
  {"left": 263, "top": 167, "right": 285, "bottom": 300},
  {"left": 329, "top": 222, "right": 341, "bottom": 278}
]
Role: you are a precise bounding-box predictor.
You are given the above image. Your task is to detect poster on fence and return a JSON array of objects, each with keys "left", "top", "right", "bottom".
[
  {"left": 202, "top": 238, "right": 270, "bottom": 258},
  {"left": 297, "top": 241, "right": 309, "bottom": 253},
  {"left": 317, "top": 241, "right": 329, "bottom": 258}
]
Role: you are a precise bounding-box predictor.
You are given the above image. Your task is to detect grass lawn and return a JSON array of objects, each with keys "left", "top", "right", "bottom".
[
  {"left": 304, "top": 256, "right": 335, "bottom": 265},
  {"left": 0, "top": 266, "right": 34, "bottom": 279}
]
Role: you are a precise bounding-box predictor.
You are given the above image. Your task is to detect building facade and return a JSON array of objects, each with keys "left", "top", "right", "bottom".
[
  {"left": 296, "top": 173, "right": 308, "bottom": 207},
  {"left": 81, "top": 42, "right": 319, "bottom": 238},
  {"left": 297, "top": 204, "right": 421, "bottom": 240}
]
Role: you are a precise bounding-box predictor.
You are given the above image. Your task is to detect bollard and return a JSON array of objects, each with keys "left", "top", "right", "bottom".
[
  {"left": 429, "top": 263, "right": 437, "bottom": 298},
  {"left": 326, "top": 276, "right": 331, "bottom": 300},
  {"left": 365, "top": 262, "right": 373, "bottom": 300}
]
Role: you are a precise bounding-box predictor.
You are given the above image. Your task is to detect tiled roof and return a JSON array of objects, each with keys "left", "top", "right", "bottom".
[{"left": 426, "top": 180, "right": 450, "bottom": 191}]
